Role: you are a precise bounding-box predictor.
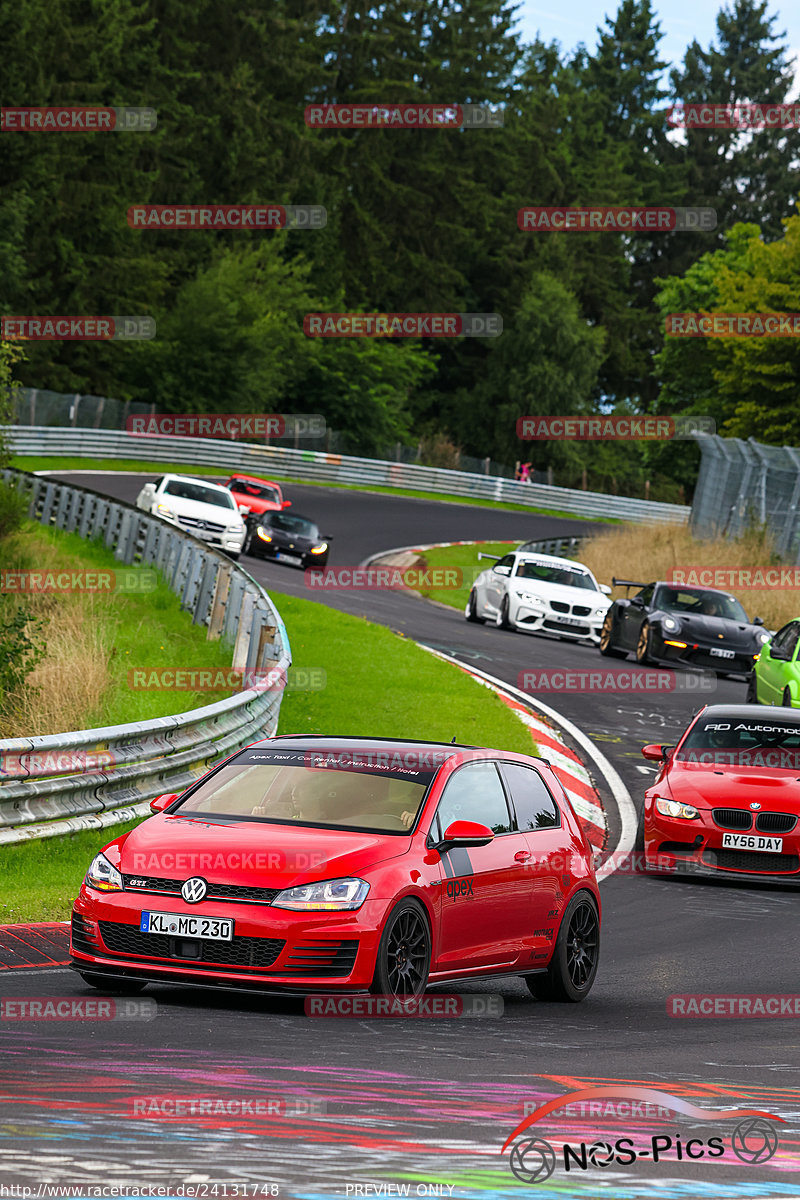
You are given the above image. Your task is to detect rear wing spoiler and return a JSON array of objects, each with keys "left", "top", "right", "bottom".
[
  {"left": 478, "top": 553, "right": 502, "bottom": 561},
  {"left": 612, "top": 577, "right": 648, "bottom": 593}
]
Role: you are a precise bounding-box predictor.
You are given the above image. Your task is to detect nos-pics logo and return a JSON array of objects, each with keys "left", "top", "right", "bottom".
[{"left": 502, "top": 1086, "right": 783, "bottom": 1184}]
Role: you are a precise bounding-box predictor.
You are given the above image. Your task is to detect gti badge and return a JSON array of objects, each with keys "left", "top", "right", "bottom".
[
  {"left": 181, "top": 877, "right": 208, "bottom": 903},
  {"left": 750, "top": 802, "right": 762, "bottom": 811}
]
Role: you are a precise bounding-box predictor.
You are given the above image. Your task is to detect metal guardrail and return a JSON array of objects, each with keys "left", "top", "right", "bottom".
[
  {"left": 0, "top": 469, "right": 291, "bottom": 844},
  {"left": 4, "top": 426, "right": 691, "bottom": 526}
]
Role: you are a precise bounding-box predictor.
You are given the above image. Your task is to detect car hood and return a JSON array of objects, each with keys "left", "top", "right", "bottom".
[
  {"left": 663, "top": 761, "right": 800, "bottom": 810},
  {"left": 512, "top": 580, "right": 610, "bottom": 609},
  {"left": 117, "top": 813, "right": 408, "bottom": 887},
  {"left": 161, "top": 496, "right": 243, "bottom": 527},
  {"left": 656, "top": 612, "right": 762, "bottom": 647},
  {"left": 236, "top": 497, "right": 281, "bottom": 514},
  {"left": 264, "top": 527, "right": 317, "bottom": 549}
]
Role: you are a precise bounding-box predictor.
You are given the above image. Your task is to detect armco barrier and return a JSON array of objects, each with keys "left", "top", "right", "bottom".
[
  {"left": 4, "top": 426, "right": 691, "bottom": 525},
  {"left": 0, "top": 469, "right": 291, "bottom": 844}
]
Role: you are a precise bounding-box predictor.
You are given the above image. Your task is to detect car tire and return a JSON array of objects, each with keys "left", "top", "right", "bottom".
[
  {"left": 465, "top": 590, "right": 484, "bottom": 623},
  {"left": 526, "top": 892, "right": 600, "bottom": 1003},
  {"left": 783, "top": 687, "right": 794, "bottom": 708},
  {"left": 495, "top": 595, "right": 513, "bottom": 631},
  {"left": 370, "top": 899, "right": 431, "bottom": 998},
  {"left": 228, "top": 552, "right": 240, "bottom": 562},
  {"left": 746, "top": 674, "right": 759, "bottom": 704},
  {"left": 633, "top": 802, "right": 646, "bottom": 853},
  {"left": 78, "top": 972, "right": 147, "bottom": 995},
  {"left": 599, "top": 612, "right": 626, "bottom": 658},
  {"left": 635, "top": 621, "right": 655, "bottom": 665},
  {"left": 242, "top": 527, "right": 254, "bottom": 555}
]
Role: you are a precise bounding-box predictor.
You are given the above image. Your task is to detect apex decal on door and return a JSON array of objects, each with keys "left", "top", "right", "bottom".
[{"left": 445, "top": 877, "right": 475, "bottom": 900}]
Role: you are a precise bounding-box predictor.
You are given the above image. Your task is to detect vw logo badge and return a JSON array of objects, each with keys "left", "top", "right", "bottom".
[
  {"left": 181, "top": 877, "right": 207, "bottom": 904},
  {"left": 750, "top": 802, "right": 762, "bottom": 811}
]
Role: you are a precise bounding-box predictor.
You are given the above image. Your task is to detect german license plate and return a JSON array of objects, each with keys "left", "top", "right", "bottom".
[
  {"left": 278, "top": 553, "right": 303, "bottom": 566},
  {"left": 555, "top": 615, "right": 583, "bottom": 627},
  {"left": 140, "top": 911, "right": 234, "bottom": 940},
  {"left": 710, "top": 647, "right": 735, "bottom": 659},
  {"left": 721, "top": 833, "right": 783, "bottom": 853}
]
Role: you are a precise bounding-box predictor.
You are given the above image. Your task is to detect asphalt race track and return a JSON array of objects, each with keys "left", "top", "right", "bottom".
[{"left": 1, "top": 472, "right": 798, "bottom": 1199}]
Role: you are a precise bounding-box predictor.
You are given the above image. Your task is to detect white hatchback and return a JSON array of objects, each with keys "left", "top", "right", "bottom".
[
  {"left": 466, "top": 551, "right": 612, "bottom": 644},
  {"left": 136, "top": 474, "right": 248, "bottom": 559}
]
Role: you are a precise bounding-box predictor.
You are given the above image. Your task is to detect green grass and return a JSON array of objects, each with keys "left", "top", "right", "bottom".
[
  {"left": 0, "top": 590, "right": 537, "bottom": 923},
  {"left": 11, "top": 455, "right": 616, "bottom": 522},
  {"left": 414, "top": 541, "right": 523, "bottom": 611}
]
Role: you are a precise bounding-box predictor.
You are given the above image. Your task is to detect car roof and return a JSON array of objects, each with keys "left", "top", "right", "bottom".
[
  {"left": 696, "top": 705, "right": 800, "bottom": 723},
  {"left": 514, "top": 552, "right": 591, "bottom": 569},
  {"left": 227, "top": 474, "right": 282, "bottom": 486},
  {"left": 161, "top": 474, "right": 230, "bottom": 493}
]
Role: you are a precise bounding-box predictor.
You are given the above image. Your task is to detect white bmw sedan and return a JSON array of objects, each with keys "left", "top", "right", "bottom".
[
  {"left": 466, "top": 551, "right": 612, "bottom": 644},
  {"left": 135, "top": 474, "right": 248, "bottom": 559}
]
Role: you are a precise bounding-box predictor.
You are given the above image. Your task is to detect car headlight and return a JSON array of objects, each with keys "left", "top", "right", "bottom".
[
  {"left": 663, "top": 616, "right": 680, "bottom": 632},
  {"left": 655, "top": 797, "right": 699, "bottom": 820},
  {"left": 156, "top": 503, "right": 175, "bottom": 518},
  {"left": 85, "top": 852, "right": 123, "bottom": 892},
  {"left": 272, "top": 877, "right": 369, "bottom": 911},
  {"left": 310, "top": 543, "right": 328, "bottom": 554},
  {"left": 758, "top": 632, "right": 770, "bottom": 644},
  {"left": 593, "top": 607, "right": 608, "bottom": 619},
  {"left": 256, "top": 527, "right": 272, "bottom": 542},
  {"left": 518, "top": 592, "right": 544, "bottom": 606}
]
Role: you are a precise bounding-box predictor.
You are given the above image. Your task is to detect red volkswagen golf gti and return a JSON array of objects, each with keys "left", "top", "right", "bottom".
[
  {"left": 639, "top": 704, "right": 800, "bottom": 882},
  {"left": 71, "top": 737, "right": 601, "bottom": 1002}
]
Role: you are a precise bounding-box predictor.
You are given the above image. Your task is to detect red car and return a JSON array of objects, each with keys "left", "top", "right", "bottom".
[
  {"left": 639, "top": 704, "right": 800, "bottom": 882},
  {"left": 71, "top": 737, "right": 601, "bottom": 1002},
  {"left": 224, "top": 474, "right": 291, "bottom": 515}
]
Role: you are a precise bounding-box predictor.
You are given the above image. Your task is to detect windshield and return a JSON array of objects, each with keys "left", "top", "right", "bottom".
[
  {"left": 678, "top": 716, "right": 800, "bottom": 769},
  {"left": 175, "top": 760, "right": 430, "bottom": 832},
  {"left": 267, "top": 513, "right": 319, "bottom": 538},
  {"left": 230, "top": 480, "right": 280, "bottom": 503},
  {"left": 654, "top": 585, "right": 748, "bottom": 621},
  {"left": 514, "top": 559, "right": 597, "bottom": 591},
  {"left": 164, "top": 479, "right": 235, "bottom": 509}
]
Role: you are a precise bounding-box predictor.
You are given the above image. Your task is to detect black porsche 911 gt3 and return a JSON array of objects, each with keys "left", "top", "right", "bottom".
[
  {"left": 599, "top": 579, "right": 771, "bottom": 676},
  {"left": 242, "top": 510, "right": 331, "bottom": 568}
]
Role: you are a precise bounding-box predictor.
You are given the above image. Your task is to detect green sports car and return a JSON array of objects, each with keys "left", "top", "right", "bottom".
[{"left": 748, "top": 620, "right": 800, "bottom": 706}]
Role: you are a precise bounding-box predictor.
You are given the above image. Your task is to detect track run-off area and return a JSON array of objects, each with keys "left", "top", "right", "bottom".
[{"left": 1, "top": 472, "right": 798, "bottom": 1199}]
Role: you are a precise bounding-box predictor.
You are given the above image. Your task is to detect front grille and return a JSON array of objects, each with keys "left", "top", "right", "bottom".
[
  {"left": 690, "top": 651, "right": 749, "bottom": 671},
  {"left": 99, "top": 921, "right": 285, "bottom": 969},
  {"left": 177, "top": 515, "right": 226, "bottom": 534},
  {"left": 572, "top": 605, "right": 592, "bottom": 617},
  {"left": 122, "top": 875, "right": 279, "bottom": 905},
  {"left": 755, "top": 812, "right": 797, "bottom": 834},
  {"left": 712, "top": 808, "right": 752, "bottom": 830},
  {"left": 71, "top": 912, "right": 96, "bottom": 955},
  {"left": 542, "top": 619, "right": 590, "bottom": 634},
  {"left": 702, "top": 849, "right": 800, "bottom": 874},
  {"left": 281, "top": 940, "right": 359, "bottom": 978},
  {"left": 550, "top": 601, "right": 569, "bottom": 614}
]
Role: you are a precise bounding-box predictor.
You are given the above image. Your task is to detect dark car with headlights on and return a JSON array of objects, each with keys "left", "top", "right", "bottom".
[
  {"left": 638, "top": 705, "right": 800, "bottom": 883},
  {"left": 242, "top": 510, "right": 331, "bottom": 568},
  {"left": 70, "top": 735, "right": 601, "bottom": 1002},
  {"left": 599, "top": 580, "right": 769, "bottom": 676}
]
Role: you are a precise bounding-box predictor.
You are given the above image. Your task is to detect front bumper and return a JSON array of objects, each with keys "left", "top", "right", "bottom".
[
  {"left": 652, "top": 641, "right": 758, "bottom": 675},
  {"left": 71, "top": 886, "right": 386, "bottom": 991},
  {"left": 645, "top": 810, "right": 800, "bottom": 882},
  {"left": 513, "top": 602, "right": 604, "bottom": 644}
]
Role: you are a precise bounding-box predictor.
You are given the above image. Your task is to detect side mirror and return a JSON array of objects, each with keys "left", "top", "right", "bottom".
[
  {"left": 142, "top": 483, "right": 156, "bottom": 496},
  {"left": 150, "top": 792, "right": 178, "bottom": 813},
  {"left": 238, "top": 504, "right": 251, "bottom": 514},
  {"left": 599, "top": 584, "right": 612, "bottom": 596},
  {"left": 281, "top": 500, "right": 292, "bottom": 509},
  {"left": 630, "top": 595, "right": 644, "bottom": 607},
  {"left": 753, "top": 616, "right": 764, "bottom": 626},
  {"left": 641, "top": 744, "right": 667, "bottom": 762},
  {"left": 321, "top": 533, "right": 333, "bottom": 540},
  {"left": 439, "top": 820, "right": 494, "bottom": 849},
  {"left": 493, "top": 565, "right": 511, "bottom": 576}
]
